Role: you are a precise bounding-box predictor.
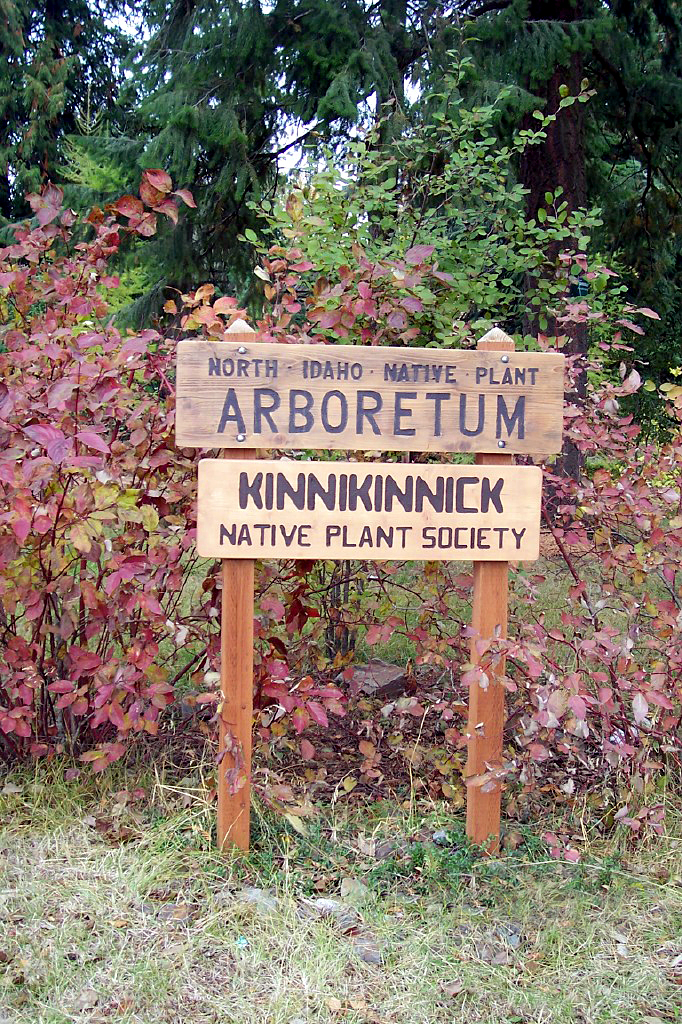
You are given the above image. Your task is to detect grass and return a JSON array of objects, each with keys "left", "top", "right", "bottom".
[{"left": 2, "top": 763, "right": 682, "bottom": 1023}]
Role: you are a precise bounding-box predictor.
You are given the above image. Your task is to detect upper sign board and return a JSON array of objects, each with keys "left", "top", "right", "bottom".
[
  {"left": 176, "top": 341, "right": 564, "bottom": 456},
  {"left": 197, "top": 460, "right": 542, "bottom": 561}
]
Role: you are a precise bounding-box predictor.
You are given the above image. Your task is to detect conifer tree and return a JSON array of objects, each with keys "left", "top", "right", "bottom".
[
  {"left": 0, "top": 0, "right": 131, "bottom": 220},
  {"left": 89, "top": 0, "right": 453, "bottom": 316},
  {"left": 464, "top": 0, "right": 682, "bottom": 423}
]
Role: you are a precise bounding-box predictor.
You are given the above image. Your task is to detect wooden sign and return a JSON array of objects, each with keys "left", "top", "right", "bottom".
[
  {"left": 197, "top": 460, "right": 542, "bottom": 561},
  {"left": 180, "top": 323, "right": 563, "bottom": 857},
  {"left": 177, "top": 341, "right": 564, "bottom": 455}
]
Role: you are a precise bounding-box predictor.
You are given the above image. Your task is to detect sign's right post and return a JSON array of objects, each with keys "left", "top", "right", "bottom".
[{"left": 465, "top": 329, "right": 515, "bottom": 853}]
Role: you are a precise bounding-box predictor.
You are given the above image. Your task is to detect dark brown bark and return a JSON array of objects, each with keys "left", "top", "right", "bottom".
[{"left": 519, "top": 0, "right": 588, "bottom": 482}]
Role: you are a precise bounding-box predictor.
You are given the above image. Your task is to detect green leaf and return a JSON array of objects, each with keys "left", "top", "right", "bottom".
[
  {"left": 141, "top": 506, "right": 159, "bottom": 533},
  {"left": 69, "top": 523, "right": 92, "bottom": 554}
]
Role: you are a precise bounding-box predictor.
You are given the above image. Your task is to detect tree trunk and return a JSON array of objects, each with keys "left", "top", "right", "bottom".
[{"left": 519, "top": 0, "right": 588, "bottom": 482}]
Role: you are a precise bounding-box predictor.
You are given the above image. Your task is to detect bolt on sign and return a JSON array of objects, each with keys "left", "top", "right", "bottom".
[
  {"left": 197, "top": 460, "right": 542, "bottom": 561},
  {"left": 176, "top": 341, "right": 565, "bottom": 455},
  {"left": 177, "top": 323, "right": 565, "bottom": 857}
]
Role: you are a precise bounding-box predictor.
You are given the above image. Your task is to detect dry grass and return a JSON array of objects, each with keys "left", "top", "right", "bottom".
[{"left": 1, "top": 765, "right": 682, "bottom": 1024}]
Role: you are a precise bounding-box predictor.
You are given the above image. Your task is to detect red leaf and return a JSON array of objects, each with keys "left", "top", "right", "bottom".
[
  {"left": 24, "top": 423, "right": 64, "bottom": 447},
  {"left": 635, "top": 306, "right": 660, "bottom": 320},
  {"left": 77, "top": 430, "right": 110, "bottom": 454},
  {"left": 113, "top": 195, "right": 144, "bottom": 219},
  {"left": 12, "top": 519, "right": 30, "bottom": 544},
  {"left": 261, "top": 596, "right": 286, "bottom": 619},
  {"left": 306, "top": 701, "right": 328, "bottom": 728},
  {"left": 48, "top": 680, "right": 75, "bottom": 694},
  {"left": 154, "top": 199, "right": 179, "bottom": 224},
  {"left": 47, "top": 377, "right": 77, "bottom": 408},
  {"left": 173, "top": 189, "right": 197, "bottom": 208},
  {"left": 616, "top": 319, "right": 645, "bottom": 335},
  {"left": 140, "top": 594, "right": 164, "bottom": 616},
  {"left": 291, "top": 707, "right": 309, "bottom": 734},
  {"left": 529, "top": 742, "right": 549, "bottom": 761},
  {"left": 143, "top": 168, "right": 172, "bottom": 194},
  {"left": 568, "top": 695, "right": 587, "bottom": 720},
  {"left": 315, "top": 310, "right": 341, "bottom": 329},
  {"left": 68, "top": 647, "right": 102, "bottom": 675},
  {"left": 47, "top": 437, "right": 71, "bottom": 463},
  {"left": 404, "top": 244, "right": 435, "bottom": 265},
  {"left": 365, "top": 624, "right": 382, "bottom": 646},
  {"left": 132, "top": 211, "right": 158, "bottom": 237},
  {"left": 300, "top": 738, "right": 315, "bottom": 760},
  {"left": 28, "top": 184, "right": 63, "bottom": 226},
  {"left": 109, "top": 703, "right": 126, "bottom": 730}
]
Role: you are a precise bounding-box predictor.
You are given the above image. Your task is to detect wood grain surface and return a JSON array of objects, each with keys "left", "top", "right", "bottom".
[
  {"left": 197, "top": 459, "right": 542, "bottom": 561},
  {"left": 177, "top": 340, "right": 564, "bottom": 455},
  {"left": 465, "top": 330, "right": 514, "bottom": 853}
]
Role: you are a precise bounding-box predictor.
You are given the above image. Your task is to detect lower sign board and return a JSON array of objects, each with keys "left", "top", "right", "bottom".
[{"left": 197, "top": 460, "right": 542, "bottom": 561}]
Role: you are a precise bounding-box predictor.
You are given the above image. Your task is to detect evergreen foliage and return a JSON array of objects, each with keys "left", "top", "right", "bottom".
[
  {"left": 463, "top": 0, "right": 682, "bottom": 417},
  {"left": 0, "top": 0, "right": 131, "bottom": 220},
  {"left": 75, "top": 0, "right": 454, "bottom": 318},
  {"left": 3, "top": 0, "right": 680, "bottom": 402}
]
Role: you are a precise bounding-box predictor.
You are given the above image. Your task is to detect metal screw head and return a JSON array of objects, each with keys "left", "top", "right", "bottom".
[
  {"left": 237, "top": 346, "right": 247, "bottom": 354},
  {"left": 236, "top": 434, "right": 246, "bottom": 442},
  {"left": 501, "top": 354, "right": 510, "bottom": 363},
  {"left": 498, "top": 440, "right": 506, "bottom": 448}
]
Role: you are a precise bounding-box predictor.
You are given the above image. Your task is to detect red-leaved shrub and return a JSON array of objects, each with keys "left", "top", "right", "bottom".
[
  {"left": 2, "top": 180, "right": 680, "bottom": 839},
  {"left": 0, "top": 177, "right": 213, "bottom": 770}
]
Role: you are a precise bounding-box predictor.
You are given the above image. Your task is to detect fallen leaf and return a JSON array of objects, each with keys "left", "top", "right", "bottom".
[
  {"left": 374, "top": 839, "right": 401, "bottom": 860},
  {"left": 74, "top": 988, "right": 98, "bottom": 1010},
  {"left": 357, "top": 834, "right": 375, "bottom": 857},
  {"left": 440, "top": 979, "right": 464, "bottom": 997},
  {"left": 234, "top": 887, "right": 279, "bottom": 915},
  {"left": 340, "top": 877, "right": 369, "bottom": 901},
  {"left": 283, "top": 812, "right": 308, "bottom": 835},
  {"left": 299, "top": 897, "right": 361, "bottom": 934},
  {"left": 157, "top": 902, "right": 191, "bottom": 922},
  {"left": 352, "top": 935, "right": 383, "bottom": 965}
]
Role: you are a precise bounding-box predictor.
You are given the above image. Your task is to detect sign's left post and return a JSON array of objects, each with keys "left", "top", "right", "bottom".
[{"left": 205, "top": 320, "right": 257, "bottom": 851}]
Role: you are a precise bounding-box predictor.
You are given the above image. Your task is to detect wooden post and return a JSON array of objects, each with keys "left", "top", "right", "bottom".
[
  {"left": 465, "top": 328, "right": 514, "bottom": 853},
  {"left": 217, "top": 319, "right": 257, "bottom": 851}
]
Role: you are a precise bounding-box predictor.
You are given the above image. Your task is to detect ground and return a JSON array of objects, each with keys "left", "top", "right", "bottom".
[{"left": 1, "top": 764, "right": 681, "bottom": 1024}]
